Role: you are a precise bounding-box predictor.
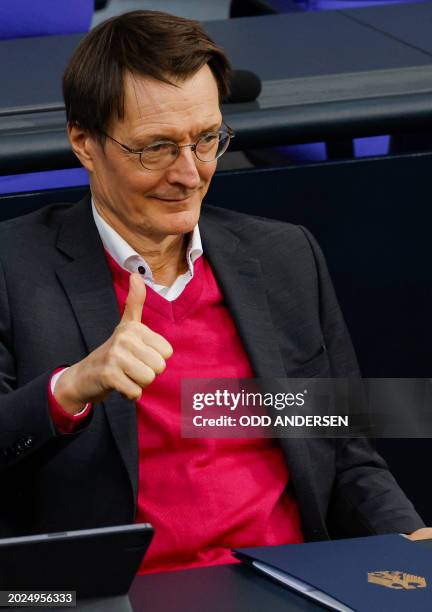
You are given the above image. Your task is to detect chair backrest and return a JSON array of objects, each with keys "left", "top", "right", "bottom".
[{"left": 0, "top": 0, "right": 93, "bottom": 39}]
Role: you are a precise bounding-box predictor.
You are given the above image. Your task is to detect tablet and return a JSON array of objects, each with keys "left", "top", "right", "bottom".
[{"left": 0, "top": 523, "right": 154, "bottom": 599}]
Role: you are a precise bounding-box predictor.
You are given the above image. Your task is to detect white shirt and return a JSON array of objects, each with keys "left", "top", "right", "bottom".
[{"left": 91, "top": 199, "right": 203, "bottom": 302}]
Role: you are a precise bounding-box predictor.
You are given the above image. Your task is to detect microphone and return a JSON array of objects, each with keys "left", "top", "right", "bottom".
[{"left": 224, "top": 69, "right": 262, "bottom": 104}]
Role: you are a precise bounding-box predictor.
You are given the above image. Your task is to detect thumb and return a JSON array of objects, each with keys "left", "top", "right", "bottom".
[{"left": 122, "top": 272, "right": 146, "bottom": 322}]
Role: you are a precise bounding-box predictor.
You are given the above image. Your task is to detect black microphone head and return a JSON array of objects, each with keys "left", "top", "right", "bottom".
[{"left": 224, "top": 69, "right": 262, "bottom": 104}]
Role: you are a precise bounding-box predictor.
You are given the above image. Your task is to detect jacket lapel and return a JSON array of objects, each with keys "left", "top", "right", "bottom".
[
  {"left": 200, "top": 211, "right": 329, "bottom": 540},
  {"left": 55, "top": 195, "right": 138, "bottom": 512},
  {"left": 200, "top": 215, "right": 286, "bottom": 379}
]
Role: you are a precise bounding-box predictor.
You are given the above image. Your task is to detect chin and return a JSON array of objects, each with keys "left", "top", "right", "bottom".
[
  {"left": 163, "top": 206, "right": 201, "bottom": 235},
  {"left": 165, "top": 219, "right": 198, "bottom": 236}
]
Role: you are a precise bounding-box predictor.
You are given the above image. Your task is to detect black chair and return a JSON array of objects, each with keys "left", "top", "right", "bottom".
[{"left": 230, "top": 0, "right": 278, "bottom": 17}]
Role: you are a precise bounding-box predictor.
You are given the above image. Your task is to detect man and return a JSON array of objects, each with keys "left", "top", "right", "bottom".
[{"left": 0, "top": 11, "right": 428, "bottom": 574}]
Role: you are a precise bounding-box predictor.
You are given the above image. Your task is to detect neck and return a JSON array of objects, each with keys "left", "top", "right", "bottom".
[
  {"left": 94, "top": 200, "right": 189, "bottom": 286},
  {"left": 140, "top": 235, "right": 189, "bottom": 286}
]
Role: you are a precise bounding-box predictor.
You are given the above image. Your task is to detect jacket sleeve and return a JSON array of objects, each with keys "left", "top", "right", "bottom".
[
  {"left": 300, "top": 226, "right": 425, "bottom": 537},
  {"left": 0, "top": 260, "right": 90, "bottom": 471}
]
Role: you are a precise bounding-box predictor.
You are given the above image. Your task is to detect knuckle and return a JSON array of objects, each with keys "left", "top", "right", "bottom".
[
  {"left": 115, "top": 333, "right": 129, "bottom": 350},
  {"left": 152, "top": 361, "right": 165, "bottom": 375},
  {"left": 101, "top": 364, "right": 116, "bottom": 386},
  {"left": 163, "top": 344, "right": 174, "bottom": 359},
  {"left": 105, "top": 349, "right": 118, "bottom": 368},
  {"left": 115, "top": 321, "right": 128, "bottom": 335},
  {"left": 145, "top": 368, "right": 156, "bottom": 384},
  {"left": 116, "top": 321, "right": 140, "bottom": 341},
  {"left": 122, "top": 389, "right": 140, "bottom": 401},
  {"left": 110, "top": 334, "right": 123, "bottom": 351},
  {"left": 129, "top": 320, "right": 143, "bottom": 332},
  {"left": 157, "top": 359, "right": 167, "bottom": 374}
]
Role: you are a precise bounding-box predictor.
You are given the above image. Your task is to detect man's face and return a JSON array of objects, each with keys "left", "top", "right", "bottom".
[{"left": 83, "top": 64, "right": 222, "bottom": 240}]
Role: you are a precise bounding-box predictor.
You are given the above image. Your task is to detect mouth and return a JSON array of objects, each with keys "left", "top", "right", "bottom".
[{"left": 151, "top": 194, "right": 197, "bottom": 203}]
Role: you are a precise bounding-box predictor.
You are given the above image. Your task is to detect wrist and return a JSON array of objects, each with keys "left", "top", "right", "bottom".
[{"left": 54, "top": 364, "right": 88, "bottom": 415}]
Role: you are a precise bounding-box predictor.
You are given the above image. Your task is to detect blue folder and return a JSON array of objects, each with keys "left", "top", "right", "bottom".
[{"left": 233, "top": 534, "right": 432, "bottom": 611}]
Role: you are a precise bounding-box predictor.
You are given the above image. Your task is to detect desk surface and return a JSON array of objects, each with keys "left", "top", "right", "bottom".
[
  {"left": 128, "top": 562, "right": 324, "bottom": 612},
  {"left": 1, "top": 9, "right": 429, "bottom": 114},
  {"left": 343, "top": 1, "right": 432, "bottom": 55},
  {"left": 2, "top": 3, "right": 432, "bottom": 173}
]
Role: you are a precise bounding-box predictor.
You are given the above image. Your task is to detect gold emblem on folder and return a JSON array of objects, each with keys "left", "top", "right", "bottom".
[{"left": 368, "top": 571, "right": 426, "bottom": 590}]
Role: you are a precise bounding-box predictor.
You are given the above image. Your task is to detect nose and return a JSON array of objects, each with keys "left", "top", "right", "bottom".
[{"left": 165, "top": 145, "right": 201, "bottom": 190}]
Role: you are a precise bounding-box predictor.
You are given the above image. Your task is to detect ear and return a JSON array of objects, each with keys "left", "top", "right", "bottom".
[{"left": 67, "top": 123, "right": 98, "bottom": 172}]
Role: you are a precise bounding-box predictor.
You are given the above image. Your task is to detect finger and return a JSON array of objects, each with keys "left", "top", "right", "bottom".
[
  {"left": 122, "top": 272, "right": 146, "bottom": 323},
  {"left": 127, "top": 342, "right": 167, "bottom": 375},
  {"left": 137, "top": 327, "right": 174, "bottom": 360},
  {"left": 121, "top": 354, "right": 157, "bottom": 389},
  {"left": 114, "top": 370, "right": 145, "bottom": 402},
  {"left": 406, "top": 528, "right": 432, "bottom": 541}
]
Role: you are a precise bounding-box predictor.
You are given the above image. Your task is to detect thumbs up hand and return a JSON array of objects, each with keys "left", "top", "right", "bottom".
[
  {"left": 121, "top": 272, "right": 147, "bottom": 324},
  {"left": 54, "top": 273, "right": 173, "bottom": 414}
]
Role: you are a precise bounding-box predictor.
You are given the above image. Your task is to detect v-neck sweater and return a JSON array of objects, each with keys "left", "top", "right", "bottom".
[{"left": 106, "top": 251, "right": 304, "bottom": 573}]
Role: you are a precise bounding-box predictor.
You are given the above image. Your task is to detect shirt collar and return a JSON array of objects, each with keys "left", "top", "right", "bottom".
[{"left": 91, "top": 197, "right": 203, "bottom": 286}]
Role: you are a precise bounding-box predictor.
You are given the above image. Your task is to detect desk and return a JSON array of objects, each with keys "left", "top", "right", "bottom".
[
  {"left": 128, "top": 563, "right": 324, "bottom": 612},
  {"left": 2, "top": 3, "right": 432, "bottom": 174},
  {"left": 0, "top": 564, "right": 324, "bottom": 611},
  {"left": 342, "top": 1, "right": 432, "bottom": 54}
]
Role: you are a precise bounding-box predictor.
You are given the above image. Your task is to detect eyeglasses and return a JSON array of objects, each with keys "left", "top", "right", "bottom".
[{"left": 101, "top": 125, "right": 235, "bottom": 171}]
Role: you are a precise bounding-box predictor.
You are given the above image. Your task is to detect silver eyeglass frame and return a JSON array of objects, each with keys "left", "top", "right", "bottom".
[{"left": 100, "top": 124, "right": 235, "bottom": 170}]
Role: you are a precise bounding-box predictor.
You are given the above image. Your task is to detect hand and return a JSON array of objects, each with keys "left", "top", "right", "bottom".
[
  {"left": 54, "top": 272, "right": 173, "bottom": 414},
  {"left": 406, "top": 528, "right": 432, "bottom": 541}
]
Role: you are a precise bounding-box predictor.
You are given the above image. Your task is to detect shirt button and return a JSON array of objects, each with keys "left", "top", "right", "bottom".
[{"left": 138, "top": 266, "right": 145, "bottom": 275}]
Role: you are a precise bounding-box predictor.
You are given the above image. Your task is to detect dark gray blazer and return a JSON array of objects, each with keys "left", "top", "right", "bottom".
[{"left": 0, "top": 195, "right": 424, "bottom": 539}]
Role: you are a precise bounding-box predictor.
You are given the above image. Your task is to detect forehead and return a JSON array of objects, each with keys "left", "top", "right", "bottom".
[{"left": 118, "top": 64, "right": 221, "bottom": 138}]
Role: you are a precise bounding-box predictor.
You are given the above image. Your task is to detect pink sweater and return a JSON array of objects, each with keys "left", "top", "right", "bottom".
[{"left": 107, "top": 251, "right": 304, "bottom": 574}]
